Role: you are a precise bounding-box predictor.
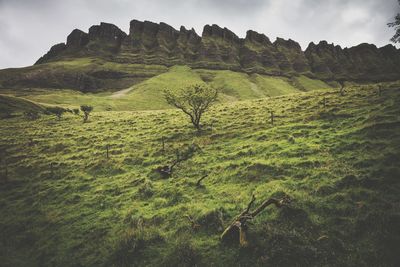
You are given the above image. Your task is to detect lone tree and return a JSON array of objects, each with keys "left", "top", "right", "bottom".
[
  {"left": 164, "top": 84, "right": 218, "bottom": 131},
  {"left": 80, "top": 105, "right": 93, "bottom": 123},
  {"left": 388, "top": 0, "right": 400, "bottom": 43}
]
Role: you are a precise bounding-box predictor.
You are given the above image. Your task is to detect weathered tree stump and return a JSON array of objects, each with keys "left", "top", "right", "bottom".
[{"left": 156, "top": 165, "right": 173, "bottom": 178}]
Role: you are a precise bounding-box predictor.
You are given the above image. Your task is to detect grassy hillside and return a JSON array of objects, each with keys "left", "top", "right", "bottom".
[
  {"left": 0, "top": 84, "right": 399, "bottom": 266},
  {"left": 0, "top": 94, "right": 45, "bottom": 118},
  {"left": 0, "top": 58, "right": 169, "bottom": 91},
  {"left": 1, "top": 65, "right": 334, "bottom": 111}
]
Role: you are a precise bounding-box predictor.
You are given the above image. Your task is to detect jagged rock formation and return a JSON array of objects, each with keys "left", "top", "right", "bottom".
[
  {"left": 305, "top": 41, "right": 400, "bottom": 81},
  {"left": 35, "top": 19, "right": 400, "bottom": 82},
  {"left": 36, "top": 22, "right": 127, "bottom": 64}
]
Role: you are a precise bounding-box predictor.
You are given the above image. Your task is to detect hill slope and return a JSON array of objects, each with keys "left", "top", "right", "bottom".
[
  {"left": 0, "top": 94, "right": 44, "bottom": 117},
  {"left": 0, "top": 65, "right": 334, "bottom": 111},
  {"left": 0, "top": 85, "right": 399, "bottom": 266}
]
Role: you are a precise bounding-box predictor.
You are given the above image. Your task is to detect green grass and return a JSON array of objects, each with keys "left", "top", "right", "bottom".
[
  {"left": 124, "top": 66, "right": 205, "bottom": 110},
  {"left": 294, "top": 75, "right": 333, "bottom": 91},
  {"left": 0, "top": 85, "right": 399, "bottom": 266},
  {"left": 252, "top": 74, "right": 299, "bottom": 96},
  {"left": 1, "top": 65, "right": 338, "bottom": 112}
]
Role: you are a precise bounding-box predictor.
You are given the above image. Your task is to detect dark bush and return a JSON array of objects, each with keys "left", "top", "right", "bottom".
[
  {"left": 23, "top": 110, "right": 40, "bottom": 120},
  {"left": 137, "top": 181, "right": 154, "bottom": 199},
  {"left": 162, "top": 237, "right": 202, "bottom": 267},
  {"left": 45, "top": 106, "right": 66, "bottom": 120}
]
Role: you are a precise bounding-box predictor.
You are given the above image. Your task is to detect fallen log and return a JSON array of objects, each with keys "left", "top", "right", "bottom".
[{"left": 221, "top": 194, "right": 290, "bottom": 247}]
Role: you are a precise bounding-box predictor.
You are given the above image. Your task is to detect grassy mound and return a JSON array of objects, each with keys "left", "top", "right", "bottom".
[
  {"left": 0, "top": 94, "right": 44, "bottom": 117},
  {"left": 0, "top": 58, "right": 169, "bottom": 92},
  {"left": 0, "top": 84, "right": 399, "bottom": 266}
]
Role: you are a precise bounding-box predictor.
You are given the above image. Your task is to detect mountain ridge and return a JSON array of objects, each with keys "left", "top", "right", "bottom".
[{"left": 35, "top": 19, "right": 400, "bottom": 82}]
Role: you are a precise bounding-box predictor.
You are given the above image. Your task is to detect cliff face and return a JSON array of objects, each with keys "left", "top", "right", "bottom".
[
  {"left": 36, "top": 20, "right": 400, "bottom": 81},
  {"left": 36, "top": 22, "right": 127, "bottom": 64},
  {"left": 305, "top": 41, "right": 400, "bottom": 81}
]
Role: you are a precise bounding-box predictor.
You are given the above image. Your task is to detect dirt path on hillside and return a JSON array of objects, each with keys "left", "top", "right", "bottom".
[
  {"left": 250, "top": 82, "right": 266, "bottom": 97},
  {"left": 110, "top": 87, "right": 134, "bottom": 98}
]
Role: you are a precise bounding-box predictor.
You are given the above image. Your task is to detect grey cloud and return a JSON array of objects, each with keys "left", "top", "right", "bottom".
[{"left": 0, "top": 0, "right": 399, "bottom": 68}]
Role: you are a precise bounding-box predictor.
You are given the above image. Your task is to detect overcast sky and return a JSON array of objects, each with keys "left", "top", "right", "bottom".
[{"left": 0, "top": 0, "right": 399, "bottom": 69}]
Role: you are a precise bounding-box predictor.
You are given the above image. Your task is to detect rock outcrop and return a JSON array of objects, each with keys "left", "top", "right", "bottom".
[
  {"left": 67, "top": 29, "right": 89, "bottom": 49},
  {"left": 36, "top": 43, "right": 67, "bottom": 64},
  {"left": 35, "top": 19, "right": 400, "bottom": 82},
  {"left": 87, "top": 22, "right": 127, "bottom": 51},
  {"left": 304, "top": 41, "right": 400, "bottom": 81}
]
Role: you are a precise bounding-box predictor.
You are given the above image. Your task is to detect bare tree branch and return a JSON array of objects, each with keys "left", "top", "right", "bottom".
[{"left": 221, "top": 194, "right": 290, "bottom": 246}]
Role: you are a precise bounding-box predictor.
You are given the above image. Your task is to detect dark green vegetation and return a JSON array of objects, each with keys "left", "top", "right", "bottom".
[{"left": 1, "top": 83, "right": 400, "bottom": 266}]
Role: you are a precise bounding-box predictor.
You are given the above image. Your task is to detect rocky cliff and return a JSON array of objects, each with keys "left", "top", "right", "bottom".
[
  {"left": 36, "top": 20, "right": 400, "bottom": 82},
  {"left": 305, "top": 41, "right": 400, "bottom": 81}
]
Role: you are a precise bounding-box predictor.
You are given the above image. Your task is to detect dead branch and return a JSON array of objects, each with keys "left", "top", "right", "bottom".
[
  {"left": 156, "top": 144, "right": 200, "bottom": 178},
  {"left": 221, "top": 195, "right": 290, "bottom": 247},
  {"left": 245, "top": 194, "right": 256, "bottom": 213},
  {"left": 185, "top": 215, "right": 200, "bottom": 230},
  {"left": 196, "top": 174, "right": 208, "bottom": 187},
  {"left": 156, "top": 153, "right": 188, "bottom": 177}
]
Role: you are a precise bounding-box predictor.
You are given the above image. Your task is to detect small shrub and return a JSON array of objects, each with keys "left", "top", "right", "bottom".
[
  {"left": 45, "top": 106, "right": 66, "bottom": 120},
  {"left": 23, "top": 110, "right": 40, "bottom": 120},
  {"left": 80, "top": 105, "right": 93, "bottom": 122},
  {"left": 137, "top": 181, "right": 154, "bottom": 199},
  {"left": 72, "top": 108, "right": 80, "bottom": 115}
]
